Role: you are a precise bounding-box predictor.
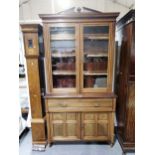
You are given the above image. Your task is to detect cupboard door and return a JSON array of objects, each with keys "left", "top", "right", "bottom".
[
  {"left": 48, "top": 24, "right": 79, "bottom": 93},
  {"left": 50, "top": 112, "right": 80, "bottom": 140},
  {"left": 82, "top": 112, "right": 109, "bottom": 140},
  {"left": 80, "top": 23, "right": 113, "bottom": 93}
]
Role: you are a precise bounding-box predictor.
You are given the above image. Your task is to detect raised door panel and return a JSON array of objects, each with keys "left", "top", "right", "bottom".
[
  {"left": 97, "top": 113, "right": 109, "bottom": 138},
  {"left": 53, "top": 123, "right": 64, "bottom": 137},
  {"left": 82, "top": 113, "right": 96, "bottom": 139},
  {"left": 66, "top": 113, "right": 80, "bottom": 139},
  {"left": 50, "top": 112, "right": 80, "bottom": 140},
  {"left": 51, "top": 113, "right": 65, "bottom": 139},
  {"left": 97, "top": 123, "right": 108, "bottom": 136}
]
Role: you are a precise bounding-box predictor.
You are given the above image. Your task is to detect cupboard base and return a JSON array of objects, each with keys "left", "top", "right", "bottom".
[{"left": 45, "top": 96, "right": 116, "bottom": 144}]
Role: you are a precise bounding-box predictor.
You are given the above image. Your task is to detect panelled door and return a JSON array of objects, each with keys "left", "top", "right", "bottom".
[
  {"left": 50, "top": 112, "right": 80, "bottom": 140},
  {"left": 81, "top": 112, "right": 109, "bottom": 140}
]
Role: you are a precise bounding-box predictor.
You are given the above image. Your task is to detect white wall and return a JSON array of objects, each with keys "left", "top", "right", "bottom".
[{"left": 19, "top": 0, "right": 135, "bottom": 23}]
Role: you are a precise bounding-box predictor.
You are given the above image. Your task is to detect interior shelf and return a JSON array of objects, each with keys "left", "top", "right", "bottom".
[
  {"left": 52, "top": 53, "right": 75, "bottom": 58},
  {"left": 84, "top": 71, "right": 108, "bottom": 76},
  {"left": 84, "top": 52, "right": 108, "bottom": 57},
  {"left": 51, "top": 34, "right": 75, "bottom": 40},
  {"left": 84, "top": 34, "right": 109, "bottom": 40},
  {"left": 53, "top": 70, "right": 76, "bottom": 75}
]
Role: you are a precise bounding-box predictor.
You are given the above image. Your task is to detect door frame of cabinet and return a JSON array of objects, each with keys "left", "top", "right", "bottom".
[{"left": 43, "top": 23, "right": 80, "bottom": 94}]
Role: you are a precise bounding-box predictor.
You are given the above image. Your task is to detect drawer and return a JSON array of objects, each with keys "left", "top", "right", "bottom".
[{"left": 46, "top": 98, "right": 114, "bottom": 112}]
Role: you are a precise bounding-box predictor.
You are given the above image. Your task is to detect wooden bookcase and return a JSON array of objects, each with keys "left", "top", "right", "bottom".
[
  {"left": 40, "top": 7, "right": 119, "bottom": 145},
  {"left": 21, "top": 7, "right": 119, "bottom": 147}
]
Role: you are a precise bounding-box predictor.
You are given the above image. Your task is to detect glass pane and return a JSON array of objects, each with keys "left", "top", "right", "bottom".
[
  {"left": 28, "top": 39, "right": 33, "bottom": 48},
  {"left": 84, "top": 26, "right": 109, "bottom": 34},
  {"left": 50, "top": 27, "right": 76, "bottom": 88},
  {"left": 83, "top": 26, "right": 109, "bottom": 88}
]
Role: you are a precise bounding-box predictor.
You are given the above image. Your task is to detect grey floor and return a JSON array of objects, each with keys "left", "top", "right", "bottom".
[{"left": 19, "top": 131, "right": 135, "bottom": 155}]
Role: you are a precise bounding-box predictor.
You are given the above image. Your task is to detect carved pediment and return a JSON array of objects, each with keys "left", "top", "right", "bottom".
[
  {"left": 57, "top": 7, "right": 104, "bottom": 15},
  {"left": 39, "top": 7, "right": 119, "bottom": 21}
]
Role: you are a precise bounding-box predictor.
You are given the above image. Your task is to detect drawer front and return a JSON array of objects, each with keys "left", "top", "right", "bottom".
[{"left": 47, "top": 98, "right": 114, "bottom": 112}]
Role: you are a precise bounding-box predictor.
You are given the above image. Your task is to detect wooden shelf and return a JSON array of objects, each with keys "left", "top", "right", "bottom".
[
  {"left": 84, "top": 52, "right": 108, "bottom": 57},
  {"left": 84, "top": 71, "right": 108, "bottom": 76},
  {"left": 84, "top": 34, "right": 109, "bottom": 40},
  {"left": 51, "top": 34, "right": 75, "bottom": 40},
  {"left": 52, "top": 53, "right": 75, "bottom": 58},
  {"left": 53, "top": 70, "right": 76, "bottom": 75}
]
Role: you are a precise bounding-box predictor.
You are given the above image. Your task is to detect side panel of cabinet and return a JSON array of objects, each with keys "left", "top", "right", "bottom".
[
  {"left": 26, "top": 58, "right": 42, "bottom": 118},
  {"left": 49, "top": 112, "right": 80, "bottom": 141}
]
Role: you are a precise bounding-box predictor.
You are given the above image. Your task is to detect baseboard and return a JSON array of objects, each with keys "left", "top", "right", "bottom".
[{"left": 117, "top": 133, "right": 135, "bottom": 153}]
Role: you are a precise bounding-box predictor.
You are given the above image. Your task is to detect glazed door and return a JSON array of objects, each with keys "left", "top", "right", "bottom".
[
  {"left": 82, "top": 112, "right": 109, "bottom": 140},
  {"left": 80, "top": 23, "right": 114, "bottom": 93},
  {"left": 47, "top": 24, "right": 79, "bottom": 93},
  {"left": 50, "top": 112, "right": 80, "bottom": 140}
]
